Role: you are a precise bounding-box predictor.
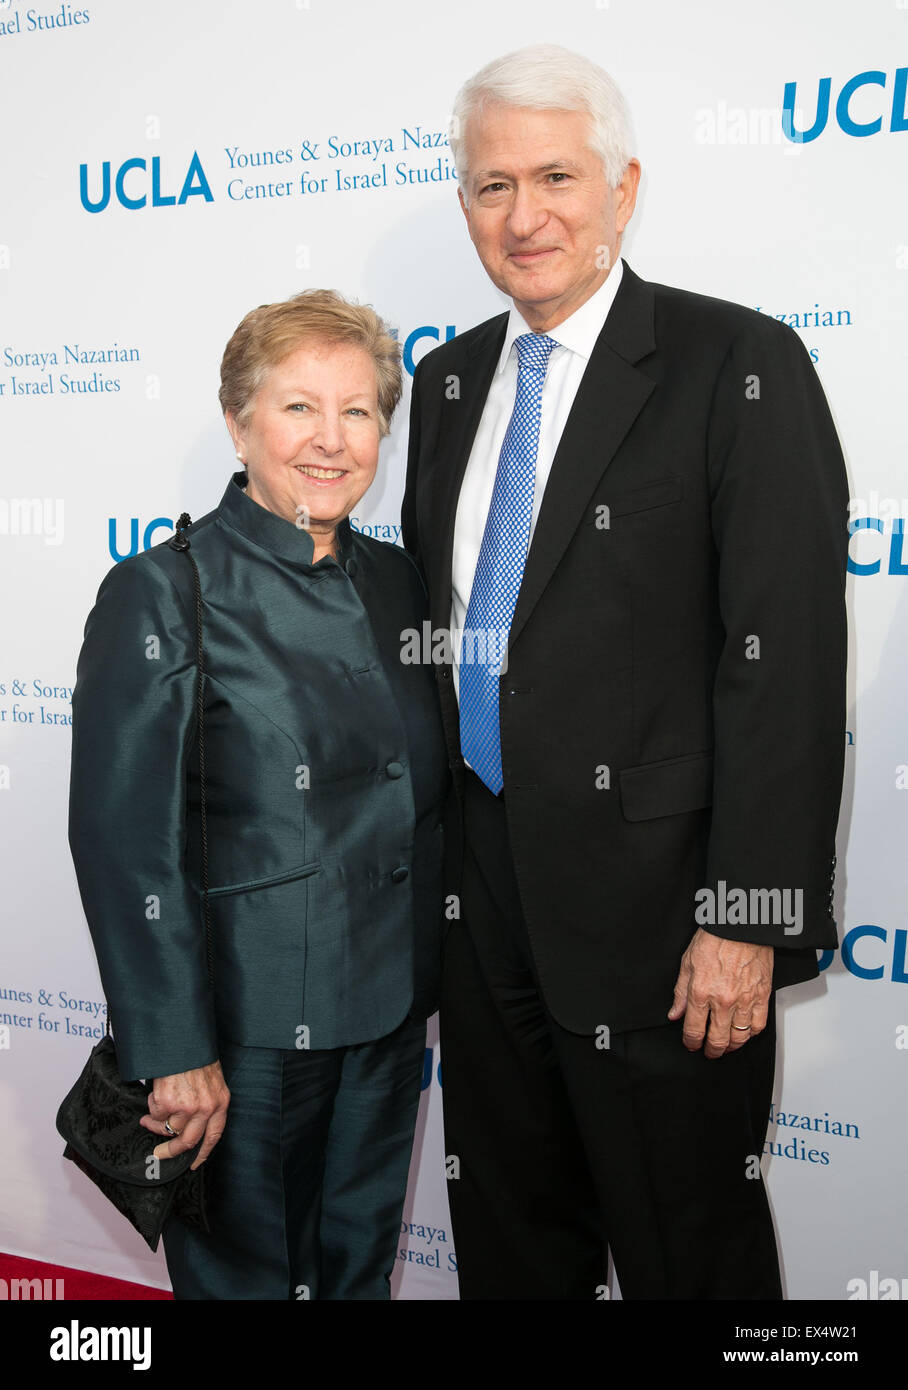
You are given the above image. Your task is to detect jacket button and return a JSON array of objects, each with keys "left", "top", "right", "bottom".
[
  {"left": 391, "top": 866, "right": 409, "bottom": 883},
  {"left": 386, "top": 761, "right": 404, "bottom": 779},
  {"left": 439, "top": 668, "right": 451, "bottom": 680}
]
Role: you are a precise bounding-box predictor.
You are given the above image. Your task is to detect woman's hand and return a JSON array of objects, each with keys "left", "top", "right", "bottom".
[{"left": 139, "top": 1062, "right": 230, "bottom": 1170}]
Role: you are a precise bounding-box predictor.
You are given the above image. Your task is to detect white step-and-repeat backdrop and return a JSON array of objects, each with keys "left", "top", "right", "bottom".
[{"left": 1, "top": 0, "right": 905, "bottom": 1300}]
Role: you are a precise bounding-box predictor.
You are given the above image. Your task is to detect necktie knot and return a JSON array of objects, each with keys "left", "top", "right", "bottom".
[{"left": 514, "top": 332, "right": 557, "bottom": 374}]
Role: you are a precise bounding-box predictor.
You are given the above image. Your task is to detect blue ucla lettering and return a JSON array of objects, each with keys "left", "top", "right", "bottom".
[
  {"left": 820, "top": 926, "right": 908, "bottom": 983},
  {"left": 116, "top": 158, "right": 147, "bottom": 211},
  {"left": 783, "top": 77, "right": 831, "bottom": 143},
  {"left": 846, "top": 517, "right": 908, "bottom": 576},
  {"left": 842, "top": 924, "right": 886, "bottom": 980},
  {"left": 80, "top": 152, "right": 213, "bottom": 213},
  {"left": 892, "top": 68, "right": 908, "bottom": 133},
  {"left": 836, "top": 70, "right": 886, "bottom": 138},
  {"left": 894, "top": 930, "right": 908, "bottom": 984},
  {"left": 152, "top": 156, "right": 176, "bottom": 208},
  {"left": 108, "top": 517, "right": 139, "bottom": 562},
  {"left": 178, "top": 151, "right": 214, "bottom": 205},
  {"left": 887, "top": 519, "right": 908, "bottom": 575},
  {"left": 847, "top": 516, "right": 883, "bottom": 576},
  {"left": 783, "top": 67, "right": 908, "bottom": 143},
  {"left": 108, "top": 517, "right": 175, "bottom": 561},
  {"left": 403, "top": 325, "right": 457, "bottom": 376},
  {"left": 80, "top": 162, "right": 111, "bottom": 214}
]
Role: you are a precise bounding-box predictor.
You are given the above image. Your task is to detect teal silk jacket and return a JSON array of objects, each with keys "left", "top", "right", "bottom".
[{"left": 69, "top": 473, "right": 449, "bottom": 1081}]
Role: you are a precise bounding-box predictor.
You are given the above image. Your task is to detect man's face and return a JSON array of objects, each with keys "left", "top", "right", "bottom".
[{"left": 458, "top": 103, "right": 640, "bottom": 332}]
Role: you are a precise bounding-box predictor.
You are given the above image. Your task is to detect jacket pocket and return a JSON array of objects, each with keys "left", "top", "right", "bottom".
[
  {"left": 619, "top": 752, "right": 713, "bottom": 822},
  {"left": 205, "top": 860, "right": 321, "bottom": 899},
  {"left": 597, "top": 475, "right": 683, "bottom": 521}
]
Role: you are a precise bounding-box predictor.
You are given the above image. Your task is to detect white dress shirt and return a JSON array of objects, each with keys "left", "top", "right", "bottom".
[{"left": 451, "top": 258, "right": 624, "bottom": 703}]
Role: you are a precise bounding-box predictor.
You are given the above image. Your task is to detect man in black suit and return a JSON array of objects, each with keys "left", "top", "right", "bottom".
[{"left": 402, "top": 44, "right": 847, "bottom": 1299}]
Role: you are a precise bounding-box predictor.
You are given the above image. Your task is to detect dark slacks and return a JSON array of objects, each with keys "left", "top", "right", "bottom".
[
  {"left": 441, "top": 769, "right": 782, "bottom": 1300},
  {"left": 162, "top": 1013, "right": 426, "bottom": 1300}
]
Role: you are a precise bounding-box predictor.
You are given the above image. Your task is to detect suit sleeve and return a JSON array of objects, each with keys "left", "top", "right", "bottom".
[
  {"left": 69, "top": 556, "right": 219, "bottom": 1081},
  {"left": 703, "top": 319, "right": 848, "bottom": 951}
]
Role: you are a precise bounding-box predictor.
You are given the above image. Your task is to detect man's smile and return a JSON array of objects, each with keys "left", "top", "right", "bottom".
[{"left": 508, "top": 247, "right": 559, "bottom": 264}]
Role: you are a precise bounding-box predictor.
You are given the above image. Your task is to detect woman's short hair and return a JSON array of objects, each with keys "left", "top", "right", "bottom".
[
  {"left": 449, "top": 43, "right": 634, "bottom": 195},
  {"left": 219, "top": 288, "right": 402, "bottom": 437}
]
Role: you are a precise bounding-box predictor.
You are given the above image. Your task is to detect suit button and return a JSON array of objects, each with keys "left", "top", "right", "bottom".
[
  {"left": 345, "top": 557, "right": 358, "bottom": 577},
  {"left": 386, "top": 761, "right": 404, "bottom": 779},
  {"left": 391, "top": 866, "right": 409, "bottom": 884},
  {"left": 439, "top": 668, "right": 451, "bottom": 681}
]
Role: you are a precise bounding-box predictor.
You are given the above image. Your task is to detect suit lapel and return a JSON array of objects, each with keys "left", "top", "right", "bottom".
[
  {"left": 507, "top": 262, "right": 657, "bottom": 649},
  {"left": 427, "top": 313, "right": 506, "bottom": 631}
]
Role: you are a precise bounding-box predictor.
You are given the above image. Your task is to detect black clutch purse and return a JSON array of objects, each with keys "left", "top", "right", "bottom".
[
  {"left": 57, "top": 514, "right": 213, "bottom": 1253},
  {"left": 56, "top": 1035, "right": 208, "bottom": 1252}
]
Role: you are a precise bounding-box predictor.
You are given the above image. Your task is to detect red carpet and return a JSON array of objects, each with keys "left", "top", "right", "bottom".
[{"left": 0, "top": 1253, "right": 172, "bottom": 1300}]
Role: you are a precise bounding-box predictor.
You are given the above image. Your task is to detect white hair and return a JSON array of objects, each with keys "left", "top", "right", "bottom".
[{"left": 449, "top": 44, "right": 634, "bottom": 196}]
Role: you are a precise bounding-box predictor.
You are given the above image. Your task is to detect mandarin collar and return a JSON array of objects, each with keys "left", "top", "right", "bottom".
[{"left": 216, "top": 471, "right": 355, "bottom": 570}]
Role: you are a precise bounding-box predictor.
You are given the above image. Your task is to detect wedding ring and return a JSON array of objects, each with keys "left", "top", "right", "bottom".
[{"left": 163, "top": 1120, "right": 180, "bottom": 1136}]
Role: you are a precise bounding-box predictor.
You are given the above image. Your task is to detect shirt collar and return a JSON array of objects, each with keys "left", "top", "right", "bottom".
[
  {"left": 496, "top": 257, "right": 625, "bottom": 374},
  {"left": 216, "top": 470, "right": 355, "bottom": 570}
]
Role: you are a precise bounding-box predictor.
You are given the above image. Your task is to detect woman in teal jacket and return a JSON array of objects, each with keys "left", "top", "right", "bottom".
[{"left": 68, "top": 289, "right": 449, "bottom": 1299}]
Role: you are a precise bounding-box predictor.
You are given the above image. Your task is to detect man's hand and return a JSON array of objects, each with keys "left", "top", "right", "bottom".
[
  {"left": 668, "top": 930, "right": 774, "bottom": 1058},
  {"left": 139, "top": 1061, "right": 230, "bottom": 1169}
]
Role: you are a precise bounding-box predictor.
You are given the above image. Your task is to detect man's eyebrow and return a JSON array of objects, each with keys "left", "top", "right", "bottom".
[{"left": 472, "top": 159, "right": 585, "bottom": 183}]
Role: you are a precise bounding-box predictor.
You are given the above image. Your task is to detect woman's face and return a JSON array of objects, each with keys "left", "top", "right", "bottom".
[{"left": 228, "top": 341, "right": 381, "bottom": 540}]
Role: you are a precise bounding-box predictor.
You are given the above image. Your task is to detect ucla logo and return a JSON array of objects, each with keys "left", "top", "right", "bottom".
[
  {"left": 819, "top": 926, "right": 908, "bottom": 982},
  {"left": 80, "top": 152, "right": 213, "bottom": 213},
  {"left": 109, "top": 517, "right": 175, "bottom": 561},
  {"left": 783, "top": 68, "right": 908, "bottom": 142},
  {"left": 403, "top": 325, "right": 456, "bottom": 375},
  {"left": 847, "top": 518, "right": 908, "bottom": 576}
]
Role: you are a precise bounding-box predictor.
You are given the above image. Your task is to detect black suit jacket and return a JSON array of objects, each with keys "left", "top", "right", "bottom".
[{"left": 402, "top": 260, "right": 848, "bottom": 1036}]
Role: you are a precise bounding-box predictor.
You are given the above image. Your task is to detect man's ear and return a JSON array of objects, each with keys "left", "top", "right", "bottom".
[{"left": 615, "top": 158, "right": 641, "bottom": 236}]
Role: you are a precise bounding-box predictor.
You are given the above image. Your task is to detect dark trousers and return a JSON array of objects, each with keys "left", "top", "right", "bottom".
[
  {"left": 162, "top": 1014, "right": 426, "bottom": 1300},
  {"left": 441, "top": 769, "right": 782, "bottom": 1300}
]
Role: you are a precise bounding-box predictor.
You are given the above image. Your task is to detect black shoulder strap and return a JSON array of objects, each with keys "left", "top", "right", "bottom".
[
  {"left": 168, "top": 512, "right": 214, "bottom": 988},
  {"left": 103, "top": 513, "right": 212, "bottom": 1042}
]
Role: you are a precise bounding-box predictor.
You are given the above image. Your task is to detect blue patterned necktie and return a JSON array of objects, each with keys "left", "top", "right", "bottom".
[{"left": 459, "top": 332, "right": 557, "bottom": 793}]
